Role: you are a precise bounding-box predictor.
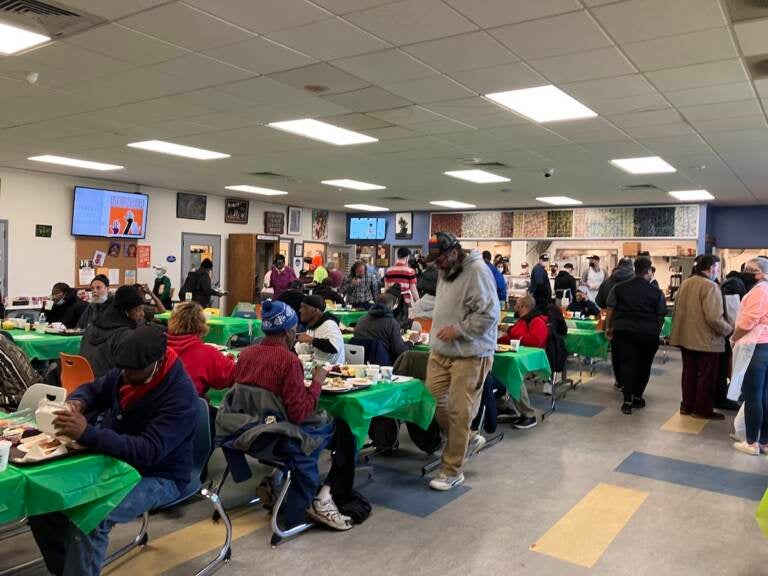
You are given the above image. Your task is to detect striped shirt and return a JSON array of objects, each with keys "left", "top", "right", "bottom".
[{"left": 385, "top": 260, "right": 417, "bottom": 304}]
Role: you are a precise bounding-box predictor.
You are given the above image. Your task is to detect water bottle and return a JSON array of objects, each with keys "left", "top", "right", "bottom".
[
  {"left": 39, "top": 313, "right": 46, "bottom": 325},
  {"left": 37, "top": 313, "right": 47, "bottom": 333}
]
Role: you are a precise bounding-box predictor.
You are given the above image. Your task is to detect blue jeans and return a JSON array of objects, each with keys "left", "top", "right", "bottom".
[
  {"left": 743, "top": 344, "right": 768, "bottom": 444},
  {"left": 29, "top": 477, "right": 180, "bottom": 576}
]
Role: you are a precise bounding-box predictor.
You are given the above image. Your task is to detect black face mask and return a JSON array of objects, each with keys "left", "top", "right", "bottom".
[{"left": 742, "top": 272, "right": 757, "bottom": 284}]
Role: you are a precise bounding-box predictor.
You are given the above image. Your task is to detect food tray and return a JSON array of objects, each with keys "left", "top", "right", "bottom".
[{"left": 9, "top": 444, "right": 87, "bottom": 466}]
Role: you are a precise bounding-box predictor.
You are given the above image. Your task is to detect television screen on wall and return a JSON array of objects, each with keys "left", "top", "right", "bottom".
[
  {"left": 349, "top": 217, "right": 386, "bottom": 240},
  {"left": 71, "top": 186, "right": 149, "bottom": 239}
]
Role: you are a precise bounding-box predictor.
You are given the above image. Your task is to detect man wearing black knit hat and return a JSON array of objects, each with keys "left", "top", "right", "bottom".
[{"left": 296, "top": 294, "right": 345, "bottom": 365}]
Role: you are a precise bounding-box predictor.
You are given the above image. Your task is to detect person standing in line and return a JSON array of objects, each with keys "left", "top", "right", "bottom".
[
  {"left": 424, "top": 232, "right": 499, "bottom": 491},
  {"left": 268, "top": 254, "right": 297, "bottom": 298},
  {"left": 554, "top": 263, "right": 578, "bottom": 305},
  {"left": 670, "top": 254, "right": 733, "bottom": 420},
  {"left": 595, "top": 258, "right": 634, "bottom": 309},
  {"left": 528, "top": 253, "right": 552, "bottom": 311},
  {"left": 605, "top": 257, "right": 667, "bottom": 414},
  {"left": 482, "top": 251, "right": 508, "bottom": 306},
  {"left": 385, "top": 247, "right": 420, "bottom": 306},
  {"left": 582, "top": 255, "right": 606, "bottom": 302},
  {"left": 731, "top": 257, "right": 768, "bottom": 455}
]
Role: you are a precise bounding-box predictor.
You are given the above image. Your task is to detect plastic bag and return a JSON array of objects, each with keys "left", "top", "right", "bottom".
[
  {"left": 729, "top": 340, "right": 757, "bottom": 401},
  {"left": 733, "top": 403, "right": 745, "bottom": 442}
]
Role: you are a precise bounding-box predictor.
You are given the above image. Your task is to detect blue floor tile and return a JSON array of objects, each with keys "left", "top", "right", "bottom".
[
  {"left": 616, "top": 451, "right": 768, "bottom": 501},
  {"left": 530, "top": 395, "right": 605, "bottom": 417},
  {"left": 357, "top": 464, "right": 470, "bottom": 518}
]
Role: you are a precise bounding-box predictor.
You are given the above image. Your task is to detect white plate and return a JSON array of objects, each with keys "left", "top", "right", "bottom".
[
  {"left": 391, "top": 375, "right": 412, "bottom": 383},
  {"left": 322, "top": 384, "right": 354, "bottom": 393}
]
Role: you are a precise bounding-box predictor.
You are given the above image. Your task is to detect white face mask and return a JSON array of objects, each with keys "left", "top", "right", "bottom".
[{"left": 155, "top": 270, "right": 165, "bottom": 278}]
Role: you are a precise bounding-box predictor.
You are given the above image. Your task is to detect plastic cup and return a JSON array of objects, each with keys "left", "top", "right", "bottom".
[
  {"left": 0, "top": 440, "right": 10, "bottom": 472},
  {"left": 365, "top": 368, "right": 380, "bottom": 382},
  {"left": 380, "top": 366, "right": 393, "bottom": 382}
]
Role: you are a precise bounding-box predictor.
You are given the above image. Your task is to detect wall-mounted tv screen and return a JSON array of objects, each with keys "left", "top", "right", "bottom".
[
  {"left": 72, "top": 186, "right": 149, "bottom": 239},
  {"left": 349, "top": 217, "right": 387, "bottom": 241}
]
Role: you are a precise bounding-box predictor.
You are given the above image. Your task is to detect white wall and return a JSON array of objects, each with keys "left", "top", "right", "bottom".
[{"left": 0, "top": 167, "right": 346, "bottom": 301}]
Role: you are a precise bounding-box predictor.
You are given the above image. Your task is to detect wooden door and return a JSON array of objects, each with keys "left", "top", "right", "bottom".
[{"left": 227, "top": 234, "right": 255, "bottom": 314}]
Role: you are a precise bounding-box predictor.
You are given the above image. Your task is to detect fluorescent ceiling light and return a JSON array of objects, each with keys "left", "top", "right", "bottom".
[
  {"left": 610, "top": 156, "right": 676, "bottom": 174},
  {"left": 444, "top": 169, "right": 510, "bottom": 184},
  {"left": 668, "top": 189, "right": 714, "bottom": 201},
  {"left": 268, "top": 119, "right": 377, "bottom": 146},
  {"left": 344, "top": 204, "right": 389, "bottom": 212},
  {"left": 28, "top": 155, "right": 123, "bottom": 171},
  {"left": 0, "top": 21, "right": 49, "bottom": 55},
  {"left": 430, "top": 200, "right": 477, "bottom": 209},
  {"left": 322, "top": 179, "right": 386, "bottom": 191},
  {"left": 127, "top": 140, "right": 229, "bottom": 160},
  {"left": 225, "top": 185, "right": 287, "bottom": 196},
  {"left": 486, "top": 85, "right": 597, "bottom": 123},
  {"left": 536, "top": 196, "right": 583, "bottom": 206}
]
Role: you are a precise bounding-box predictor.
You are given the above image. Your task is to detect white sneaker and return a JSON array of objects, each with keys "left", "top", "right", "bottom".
[
  {"left": 465, "top": 434, "right": 486, "bottom": 459},
  {"left": 429, "top": 473, "right": 465, "bottom": 491},
  {"left": 733, "top": 441, "right": 760, "bottom": 456},
  {"left": 307, "top": 498, "right": 353, "bottom": 530},
  {"left": 543, "top": 381, "right": 553, "bottom": 395}
]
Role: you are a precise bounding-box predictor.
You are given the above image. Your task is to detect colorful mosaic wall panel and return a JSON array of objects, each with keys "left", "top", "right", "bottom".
[
  {"left": 463, "top": 211, "right": 502, "bottom": 237},
  {"left": 430, "top": 213, "right": 463, "bottom": 237},
  {"left": 675, "top": 205, "right": 698, "bottom": 237},
  {"left": 523, "top": 210, "right": 548, "bottom": 237},
  {"left": 547, "top": 210, "right": 573, "bottom": 238},
  {"left": 513, "top": 211, "right": 526, "bottom": 239},
  {"left": 586, "top": 208, "right": 634, "bottom": 238}
]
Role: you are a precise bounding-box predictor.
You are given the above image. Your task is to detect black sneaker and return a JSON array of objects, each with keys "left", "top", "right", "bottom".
[
  {"left": 621, "top": 402, "right": 632, "bottom": 415},
  {"left": 513, "top": 415, "right": 538, "bottom": 429},
  {"left": 632, "top": 397, "right": 646, "bottom": 409}
]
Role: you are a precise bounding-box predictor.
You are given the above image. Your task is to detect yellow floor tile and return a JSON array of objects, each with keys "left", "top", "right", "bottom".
[
  {"left": 531, "top": 483, "right": 648, "bottom": 568},
  {"left": 661, "top": 412, "right": 708, "bottom": 435}
]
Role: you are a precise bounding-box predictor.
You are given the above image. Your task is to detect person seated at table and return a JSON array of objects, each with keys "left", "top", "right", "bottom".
[
  {"left": 0, "top": 334, "right": 43, "bottom": 411},
  {"left": 42, "top": 282, "right": 87, "bottom": 328},
  {"left": 77, "top": 274, "right": 112, "bottom": 329},
  {"left": 567, "top": 286, "right": 601, "bottom": 318},
  {"left": 276, "top": 280, "right": 306, "bottom": 314},
  {"left": 386, "top": 284, "right": 411, "bottom": 330},
  {"left": 412, "top": 262, "right": 438, "bottom": 319},
  {"left": 313, "top": 277, "right": 345, "bottom": 306},
  {"left": 354, "top": 293, "right": 420, "bottom": 363},
  {"left": 296, "top": 295, "right": 345, "bottom": 365},
  {"left": 30, "top": 325, "right": 198, "bottom": 576},
  {"left": 342, "top": 261, "right": 379, "bottom": 310},
  {"left": 134, "top": 283, "right": 166, "bottom": 321},
  {"left": 80, "top": 285, "right": 145, "bottom": 377},
  {"left": 167, "top": 301, "right": 236, "bottom": 397},
  {"left": 228, "top": 300, "right": 354, "bottom": 530}
]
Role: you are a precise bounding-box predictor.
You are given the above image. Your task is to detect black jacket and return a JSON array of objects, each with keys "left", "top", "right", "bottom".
[
  {"left": 79, "top": 304, "right": 137, "bottom": 377},
  {"left": 276, "top": 288, "right": 305, "bottom": 316},
  {"left": 313, "top": 285, "right": 344, "bottom": 305},
  {"left": 43, "top": 292, "right": 87, "bottom": 328},
  {"left": 179, "top": 269, "right": 221, "bottom": 308},
  {"left": 76, "top": 295, "right": 114, "bottom": 330},
  {"left": 567, "top": 298, "right": 600, "bottom": 317},
  {"left": 554, "top": 271, "right": 577, "bottom": 300},
  {"left": 354, "top": 305, "right": 413, "bottom": 362},
  {"left": 595, "top": 266, "right": 634, "bottom": 309}
]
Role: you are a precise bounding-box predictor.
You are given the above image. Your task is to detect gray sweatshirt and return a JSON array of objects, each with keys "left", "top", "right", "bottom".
[{"left": 431, "top": 250, "right": 500, "bottom": 358}]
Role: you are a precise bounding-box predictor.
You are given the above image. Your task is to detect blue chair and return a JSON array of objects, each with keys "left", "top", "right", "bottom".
[{"left": 103, "top": 398, "right": 232, "bottom": 575}]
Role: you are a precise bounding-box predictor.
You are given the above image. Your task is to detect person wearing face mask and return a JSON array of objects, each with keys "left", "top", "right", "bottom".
[
  {"left": 79, "top": 285, "right": 146, "bottom": 377},
  {"left": 42, "top": 282, "right": 87, "bottom": 328},
  {"left": 670, "top": 254, "right": 733, "bottom": 420},
  {"left": 424, "top": 232, "right": 499, "bottom": 491},
  {"left": 581, "top": 255, "right": 606, "bottom": 302},
  {"left": 152, "top": 265, "right": 173, "bottom": 310},
  {"left": 31, "top": 325, "right": 197, "bottom": 576},
  {"left": 268, "top": 254, "right": 297, "bottom": 298},
  {"left": 77, "top": 275, "right": 113, "bottom": 329}
]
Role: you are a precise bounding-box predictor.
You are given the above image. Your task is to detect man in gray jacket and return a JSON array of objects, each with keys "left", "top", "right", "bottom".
[{"left": 425, "top": 232, "right": 499, "bottom": 491}]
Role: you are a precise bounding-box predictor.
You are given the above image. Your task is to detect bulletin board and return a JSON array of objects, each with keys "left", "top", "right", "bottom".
[{"left": 74, "top": 237, "right": 139, "bottom": 288}]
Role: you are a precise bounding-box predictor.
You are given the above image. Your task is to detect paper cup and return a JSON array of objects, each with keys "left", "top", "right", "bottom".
[
  {"left": 0, "top": 440, "right": 10, "bottom": 472},
  {"left": 509, "top": 340, "right": 521, "bottom": 352},
  {"left": 420, "top": 333, "right": 430, "bottom": 345},
  {"left": 365, "top": 368, "right": 380, "bottom": 382},
  {"left": 381, "top": 366, "right": 394, "bottom": 382},
  {"left": 353, "top": 365, "right": 367, "bottom": 378}
]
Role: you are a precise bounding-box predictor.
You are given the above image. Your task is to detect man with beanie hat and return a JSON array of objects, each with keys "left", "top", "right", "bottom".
[
  {"left": 30, "top": 325, "right": 198, "bottom": 575},
  {"left": 79, "top": 285, "right": 146, "bottom": 377},
  {"left": 77, "top": 274, "right": 112, "bottom": 329},
  {"left": 296, "top": 295, "right": 345, "bottom": 365},
  {"left": 179, "top": 258, "right": 226, "bottom": 308}
]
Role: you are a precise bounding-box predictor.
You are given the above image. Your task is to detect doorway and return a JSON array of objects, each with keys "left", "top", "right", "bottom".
[
  {"left": 181, "top": 233, "right": 221, "bottom": 305},
  {"left": 0, "top": 220, "right": 7, "bottom": 301}
]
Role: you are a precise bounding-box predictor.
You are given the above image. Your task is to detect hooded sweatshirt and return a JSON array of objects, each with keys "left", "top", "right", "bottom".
[
  {"left": 77, "top": 295, "right": 114, "bottom": 330},
  {"left": 79, "top": 304, "right": 137, "bottom": 377},
  {"left": 595, "top": 265, "right": 634, "bottom": 309},
  {"left": 167, "top": 333, "right": 236, "bottom": 396},
  {"left": 431, "top": 250, "right": 499, "bottom": 358},
  {"left": 44, "top": 292, "right": 87, "bottom": 328},
  {"left": 354, "top": 304, "right": 413, "bottom": 361},
  {"left": 180, "top": 268, "right": 220, "bottom": 307},
  {"left": 295, "top": 312, "right": 345, "bottom": 365}
]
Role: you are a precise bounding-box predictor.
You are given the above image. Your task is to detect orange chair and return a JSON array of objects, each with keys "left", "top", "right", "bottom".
[
  {"left": 413, "top": 317, "right": 432, "bottom": 334},
  {"left": 60, "top": 353, "right": 95, "bottom": 395}
]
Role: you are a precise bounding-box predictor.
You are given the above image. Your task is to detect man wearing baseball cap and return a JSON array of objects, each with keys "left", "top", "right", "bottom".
[{"left": 424, "top": 232, "right": 499, "bottom": 491}]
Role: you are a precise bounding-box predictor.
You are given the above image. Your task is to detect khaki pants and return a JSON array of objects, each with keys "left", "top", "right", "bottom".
[{"left": 426, "top": 352, "right": 494, "bottom": 476}]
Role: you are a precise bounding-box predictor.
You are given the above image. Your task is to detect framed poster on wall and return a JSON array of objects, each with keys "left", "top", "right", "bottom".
[
  {"left": 395, "top": 212, "right": 413, "bottom": 239},
  {"left": 177, "top": 192, "right": 207, "bottom": 220},
  {"left": 294, "top": 243, "right": 303, "bottom": 257},
  {"left": 312, "top": 209, "right": 329, "bottom": 240},
  {"left": 225, "top": 198, "right": 249, "bottom": 224},
  {"left": 264, "top": 211, "right": 285, "bottom": 235},
  {"left": 288, "top": 206, "right": 302, "bottom": 235}
]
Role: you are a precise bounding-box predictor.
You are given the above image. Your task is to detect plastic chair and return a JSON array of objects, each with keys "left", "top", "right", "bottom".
[
  {"left": 17, "top": 383, "right": 66, "bottom": 412},
  {"left": 204, "top": 308, "right": 221, "bottom": 317},
  {"left": 344, "top": 344, "right": 365, "bottom": 364},
  {"left": 59, "top": 354, "right": 95, "bottom": 395},
  {"left": 413, "top": 317, "right": 432, "bottom": 334},
  {"left": 103, "top": 398, "right": 232, "bottom": 575}
]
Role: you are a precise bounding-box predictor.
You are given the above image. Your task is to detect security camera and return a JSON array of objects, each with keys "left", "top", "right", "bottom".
[
  {"left": 25, "top": 71, "right": 39, "bottom": 85},
  {"left": 543, "top": 168, "right": 554, "bottom": 178}
]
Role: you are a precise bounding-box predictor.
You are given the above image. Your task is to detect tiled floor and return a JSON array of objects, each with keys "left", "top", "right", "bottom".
[{"left": 4, "top": 349, "right": 767, "bottom": 576}]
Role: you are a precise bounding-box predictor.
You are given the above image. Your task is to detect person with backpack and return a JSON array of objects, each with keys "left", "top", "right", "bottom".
[
  {"left": 0, "top": 336, "right": 42, "bottom": 410},
  {"left": 179, "top": 259, "right": 226, "bottom": 308}
]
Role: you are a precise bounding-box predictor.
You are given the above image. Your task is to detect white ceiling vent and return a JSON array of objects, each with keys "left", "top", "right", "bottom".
[
  {"left": 0, "top": 0, "right": 105, "bottom": 43},
  {"left": 724, "top": 0, "right": 768, "bottom": 23}
]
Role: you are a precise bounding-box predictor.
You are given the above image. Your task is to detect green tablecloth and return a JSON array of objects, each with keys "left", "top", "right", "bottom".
[
  {"left": 331, "top": 310, "right": 367, "bottom": 326},
  {"left": 7, "top": 330, "right": 83, "bottom": 361},
  {"left": 571, "top": 317, "right": 672, "bottom": 337},
  {"left": 154, "top": 313, "right": 262, "bottom": 346},
  {"left": 565, "top": 328, "right": 610, "bottom": 359},
  {"left": 572, "top": 319, "right": 601, "bottom": 330},
  {"left": 0, "top": 451, "right": 140, "bottom": 533}
]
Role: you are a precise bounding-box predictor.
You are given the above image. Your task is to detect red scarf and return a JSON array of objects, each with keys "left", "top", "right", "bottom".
[{"left": 119, "top": 349, "right": 178, "bottom": 410}]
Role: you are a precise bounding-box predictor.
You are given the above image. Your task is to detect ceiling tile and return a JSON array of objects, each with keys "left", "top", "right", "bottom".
[
  {"left": 57, "top": 0, "right": 168, "bottom": 20},
  {"left": 120, "top": 3, "right": 255, "bottom": 51},
  {"left": 266, "top": 18, "right": 390, "bottom": 60},
  {"left": 490, "top": 11, "right": 613, "bottom": 59},
  {"left": 444, "top": 0, "right": 581, "bottom": 28},
  {"left": 323, "top": 113, "right": 394, "bottom": 130},
  {"left": 548, "top": 117, "right": 629, "bottom": 143},
  {"left": 322, "top": 86, "right": 412, "bottom": 112},
  {"left": 448, "top": 62, "right": 546, "bottom": 93},
  {"left": 756, "top": 79, "right": 768, "bottom": 98},
  {"left": 239, "top": 98, "right": 352, "bottom": 122},
  {"left": 332, "top": 49, "right": 437, "bottom": 84},
  {"left": 664, "top": 82, "right": 754, "bottom": 108},
  {"left": 734, "top": 19, "right": 768, "bottom": 57},
  {"left": 217, "top": 77, "right": 313, "bottom": 106},
  {"left": 622, "top": 28, "right": 737, "bottom": 72},
  {"left": 622, "top": 123, "right": 696, "bottom": 138},
  {"left": 203, "top": 37, "right": 315, "bottom": 74},
  {"left": 269, "top": 63, "right": 370, "bottom": 95},
  {"left": 561, "top": 74, "right": 656, "bottom": 100},
  {"left": 361, "top": 126, "right": 417, "bottom": 140},
  {"left": 679, "top": 99, "right": 762, "bottom": 122},
  {"left": 609, "top": 108, "right": 684, "bottom": 128},
  {"left": 19, "top": 42, "right": 137, "bottom": 79},
  {"left": 313, "top": 0, "right": 399, "bottom": 14},
  {"left": 688, "top": 115, "right": 766, "bottom": 133},
  {"left": 592, "top": 0, "right": 725, "bottom": 44},
  {"left": 529, "top": 47, "right": 634, "bottom": 83},
  {"left": 147, "top": 54, "right": 254, "bottom": 85},
  {"left": 183, "top": 0, "right": 332, "bottom": 34},
  {"left": 424, "top": 97, "right": 529, "bottom": 127},
  {"left": 369, "top": 106, "right": 445, "bottom": 125},
  {"left": 345, "top": 0, "right": 477, "bottom": 45},
  {"left": 486, "top": 124, "right": 571, "bottom": 148},
  {"left": 588, "top": 92, "right": 670, "bottom": 115},
  {"left": 383, "top": 76, "right": 475, "bottom": 103},
  {"left": 645, "top": 59, "right": 748, "bottom": 92},
  {"left": 65, "top": 24, "right": 190, "bottom": 65},
  {"left": 408, "top": 118, "right": 474, "bottom": 134},
  {"left": 402, "top": 32, "right": 518, "bottom": 74},
  {"left": 637, "top": 134, "right": 710, "bottom": 156}
]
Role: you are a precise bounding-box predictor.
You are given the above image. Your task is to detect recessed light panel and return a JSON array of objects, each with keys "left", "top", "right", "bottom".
[
  {"left": 430, "top": 200, "right": 477, "bottom": 209},
  {"left": 28, "top": 155, "right": 123, "bottom": 171},
  {"left": 0, "top": 21, "right": 49, "bottom": 55},
  {"left": 536, "top": 196, "right": 583, "bottom": 206},
  {"left": 610, "top": 156, "right": 676, "bottom": 174},
  {"left": 444, "top": 170, "right": 510, "bottom": 183},
  {"left": 322, "top": 179, "right": 386, "bottom": 190},
  {"left": 127, "top": 140, "right": 230, "bottom": 160},
  {"left": 225, "top": 185, "right": 288, "bottom": 196},
  {"left": 268, "top": 119, "right": 377, "bottom": 146},
  {"left": 344, "top": 204, "right": 389, "bottom": 212},
  {"left": 668, "top": 190, "right": 714, "bottom": 201},
  {"left": 486, "top": 85, "right": 597, "bottom": 123}
]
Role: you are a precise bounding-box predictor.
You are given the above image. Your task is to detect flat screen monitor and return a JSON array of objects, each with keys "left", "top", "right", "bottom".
[
  {"left": 72, "top": 186, "right": 149, "bottom": 239},
  {"left": 349, "top": 217, "right": 386, "bottom": 241}
]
